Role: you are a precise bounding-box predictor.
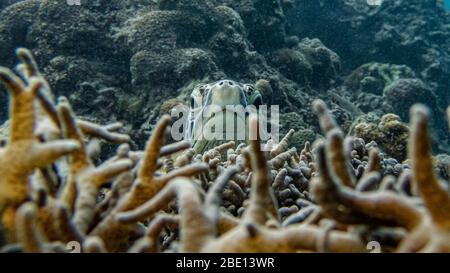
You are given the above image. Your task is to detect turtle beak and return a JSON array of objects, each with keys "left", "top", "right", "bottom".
[{"left": 209, "top": 80, "right": 242, "bottom": 108}]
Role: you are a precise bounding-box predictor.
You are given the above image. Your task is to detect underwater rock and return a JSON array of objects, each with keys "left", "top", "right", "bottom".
[
  {"left": 0, "top": 1, "right": 40, "bottom": 121},
  {"left": 269, "top": 48, "right": 312, "bottom": 86},
  {"left": 222, "top": 0, "right": 288, "bottom": 52},
  {"left": 130, "top": 49, "right": 218, "bottom": 91},
  {"left": 384, "top": 78, "right": 438, "bottom": 121},
  {"left": 345, "top": 63, "right": 416, "bottom": 96},
  {"left": 269, "top": 38, "right": 341, "bottom": 89},
  {"left": 287, "top": 0, "right": 450, "bottom": 112},
  {"left": 0, "top": 0, "right": 23, "bottom": 10}
]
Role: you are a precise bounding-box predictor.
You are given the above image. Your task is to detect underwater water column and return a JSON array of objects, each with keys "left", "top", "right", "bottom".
[{"left": 445, "top": 0, "right": 450, "bottom": 11}]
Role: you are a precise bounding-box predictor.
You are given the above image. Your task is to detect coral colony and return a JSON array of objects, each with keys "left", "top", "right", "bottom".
[
  {"left": 0, "top": 48, "right": 449, "bottom": 253},
  {"left": 0, "top": 0, "right": 450, "bottom": 254}
]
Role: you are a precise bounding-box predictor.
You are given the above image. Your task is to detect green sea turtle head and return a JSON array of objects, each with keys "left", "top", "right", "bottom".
[{"left": 185, "top": 80, "right": 263, "bottom": 154}]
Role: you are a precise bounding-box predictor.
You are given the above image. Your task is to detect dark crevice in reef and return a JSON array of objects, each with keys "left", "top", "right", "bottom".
[{"left": 0, "top": 0, "right": 449, "bottom": 157}]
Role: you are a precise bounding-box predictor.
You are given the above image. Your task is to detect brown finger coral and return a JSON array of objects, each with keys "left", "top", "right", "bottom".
[
  {"left": 117, "top": 115, "right": 366, "bottom": 253},
  {"left": 311, "top": 99, "right": 450, "bottom": 252},
  {"left": 1, "top": 48, "right": 450, "bottom": 253}
]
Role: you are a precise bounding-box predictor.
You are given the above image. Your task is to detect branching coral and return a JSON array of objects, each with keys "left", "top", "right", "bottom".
[
  {"left": 116, "top": 115, "right": 366, "bottom": 253},
  {"left": 0, "top": 56, "right": 80, "bottom": 242},
  {"left": 311, "top": 99, "right": 450, "bottom": 252},
  {"left": 0, "top": 48, "right": 449, "bottom": 253}
]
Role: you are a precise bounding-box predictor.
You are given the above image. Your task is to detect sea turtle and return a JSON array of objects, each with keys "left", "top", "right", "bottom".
[{"left": 185, "top": 80, "right": 264, "bottom": 154}]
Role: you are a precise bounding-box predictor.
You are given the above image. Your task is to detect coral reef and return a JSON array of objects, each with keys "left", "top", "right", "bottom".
[
  {"left": 1, "top": 49, "right": 450, "bottom": 253},
  {"left": 1, "top": 0, "right": 448, "bottom": 154},
  {"left": 350, "top": 113, "right": 410, "bottom": 161},
  {"left": 0, "top": 0, "right": 377, "bottom": 154}
]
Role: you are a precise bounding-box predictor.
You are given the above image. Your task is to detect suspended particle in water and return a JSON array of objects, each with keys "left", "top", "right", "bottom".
[
  {"left": 67, "top": 0, "right": 81, "bottom": 5},
  {"left": 367, "top": 0, "right": 383, "bottom": 6}
]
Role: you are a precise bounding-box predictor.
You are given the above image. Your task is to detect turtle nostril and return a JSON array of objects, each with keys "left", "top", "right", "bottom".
[
  {"left": 219, "top": 81, "right": 224, "bottom": 86},
  {"left": 228, "top": 81, "right": 234, "bottom": 86}
]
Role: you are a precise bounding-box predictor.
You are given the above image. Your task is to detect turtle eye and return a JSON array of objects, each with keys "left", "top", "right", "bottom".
[
  {"left": 245, "top": 85, "right": 254, "bottom": 94},
  {"left": 198, "top": 86, "right": 206, "bottom": 96}
]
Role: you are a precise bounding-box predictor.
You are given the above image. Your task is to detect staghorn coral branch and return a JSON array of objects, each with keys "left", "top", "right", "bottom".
[
  {"left": 0, "top": 69, "right": 41, "bottom": 142},
  {"left": 364, "top": 148, "right": 382, "bottom": 175},
  {"left": 77, "top": 120, "right": 130, "bottom": 144},
  {"left": 203, "top": 141, "right": 235, "bottom": 162},
  {"left": 355, "top": 171, "right": 381, "bottom": 192},
  {"left": 0, "top": 71, "right": 79, "bottom": 223},
  {"left": 95, "top": 171, "right": 135, "bottom": 218},
  {"left": 379, "top": 175, "right": 397, "bottom": 192},
  {"left": 272, "top": 168, "right": 287, "bottom": 190},
  {"left": 205, "top": 222, "right": 366, "bottom": 253},
  {"left": 116, "top": 179, "right": 196, "bottom": 224},
  {"left": 312, "top": 99, "right": 338, "bottom": 134},
  {"left": 16, "top": 48, "right": 41, "bottom": 80},
  {"left": 138, "top": 115, "right": 171, "bottom": 179},
  {"left": 268, "top": 148, "right": 297, "bottom": 170},
  {"left": 36, "top": 91, "right": 129, "bottom": 144},
  {"left": 270, "top": 129, "right": 294, "bottom": 157},
  {"left": 89, "top": 116, "right": 207, "bottom": 251},
  {"left": 395, "top": 170, "right": 413, "bottom": 196},
  {"left": 410, "top": 105, "right": 450, "bottom": 228},
  {"left": 35, "top": 89, "right": 61, "bottom": 129},
  {"left": 57, "top": 99, "right": 132, "bottom": 234},
  {"left": 313, "top": 100, "right": 355, "bottom": 187},
  {"left": 129, "top": 213, "right": 180, "bottom": 253},
  {"left": 397, "top": 226, "right": 431, "bottom": 253},
  {"left": 156, "top": 163, "right": 208, "bottom": 184},
  {"left": 217, "top": 213, "right": 240, "bottom": 234},
  {"left": 282, "top": 206, "right": 318, "bottom": 227},
  {"left": 15, "top": 48, "right": 58, "bottom": 128},
  {"left": 15, "top": 48, "right": 52, "bottom": 100},
  {"left": 31, "top": 141, "right": 80, "bottom": 167},
  {"left": 52, "top": 202, "right": 84, "bottom": 243},
  {"left": 117, "top": 178, "right": 215, "bottom": 252},
  {"left": 58, "top": 98, "right": 90, "bottom": 168},
  {"left": 204, "top": 166, "right": 240, "bottom": 224},
  {"left": 145, "top": 213, "right": 179, "bottom": 240},
  {"left": 14, "top": 203, "right": 47, "bottom": 253},
  {"left": 212, "top": 141, "right": 236, "bottom": 154},
  {"left": 311, "top": 142, "right": 423, "bottom": 230},
  {"left": 83, "top": 236, "right": 107, "bottom": 253},
  {"left": 224, "top": 180, "right": 246, "bottom": 207},
  {"left": 160, "top": 141, "right": 191, "bottom": 157},
  {"left": 128, "top": 237, "right": 153, "bottom": 253},
  {"left": 174, "top": 148, "right": 195, "bottom": 167},
  {"left": 72, "top": 159, "right": 133, "bottom": 234},
  {"left": 326, "top": 129, "right": 355, "bottom": 187}
]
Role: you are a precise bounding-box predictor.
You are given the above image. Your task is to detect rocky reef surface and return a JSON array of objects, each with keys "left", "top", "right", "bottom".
[
  {"left": 0, "top": 0, "right": 449, "bottom": 159},
  {"left": 1, "top": 48, "right": 450, "bottom": 253}
]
